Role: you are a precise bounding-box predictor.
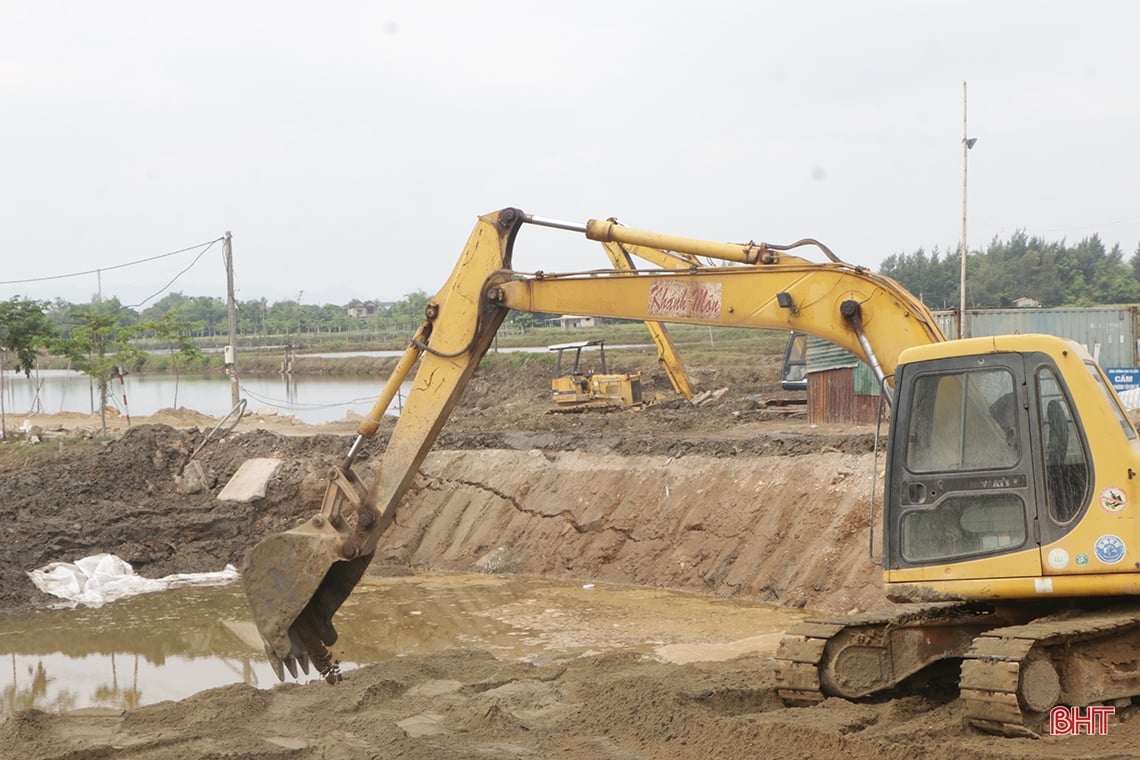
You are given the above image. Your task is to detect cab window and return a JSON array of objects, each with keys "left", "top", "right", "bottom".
[
  {"left": 1037, "top": 368, "right": 1089, "bottom": 524},
  {"left": 906, "top": 368, "right": 1020, "bottom": 473},
  {"left": 901, "top": 494, "right": 1026, "bottom": 562}
]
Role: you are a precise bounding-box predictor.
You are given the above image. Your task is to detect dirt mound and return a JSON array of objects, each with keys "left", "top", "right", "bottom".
[
  {"left": 7, "top": 646, "right": 1137, "bottom": 759},
  {"left": 0, "top": 418, "right": 877, "bottom": 615}
]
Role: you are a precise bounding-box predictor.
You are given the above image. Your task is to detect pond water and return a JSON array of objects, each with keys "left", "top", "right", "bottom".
[
  {"left": 0, "top": 573, "right": 805, "bottom": 719},
  {"left": 0, "top": 370, "right": 408, "bottom": 425}
]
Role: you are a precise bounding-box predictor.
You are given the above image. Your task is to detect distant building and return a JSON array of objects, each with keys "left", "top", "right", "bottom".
[
  {"left": 346, "top": 300, "right": 378, "bottom": 318},
  {"left": 551, "top": 315, "right": 597, "bottom": 329},
  {"left": 1012, "top": 297, "right": 1041, "bottom": 308}
]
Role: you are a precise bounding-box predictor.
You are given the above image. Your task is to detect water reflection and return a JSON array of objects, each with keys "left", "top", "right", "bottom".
[
  {"left": 0, "top": 584, "right": 277, "bottom": 717},
  {"left": 0, "top": 574, "right": 805, "bottom": 719}
]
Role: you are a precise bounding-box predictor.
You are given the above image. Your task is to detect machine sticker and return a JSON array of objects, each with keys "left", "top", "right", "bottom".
[
  {"left": 647, "top": 281, "right": 722, "bottom": 320},
  {"left": 1100, "top": 487, "right": 1127, "bottom": 513},
  {"left": 1034, "top": 578, "right": 1054, "bottom": 593},
  {"left": 1094, "top": 535, "right": 1126, "bottom": 565},
  {"left": 1046, "top": 548, "right": 1069, "bottom": 569},
  {"left": 1075, "top": 553, "right": 1089, "bottom": 566}
]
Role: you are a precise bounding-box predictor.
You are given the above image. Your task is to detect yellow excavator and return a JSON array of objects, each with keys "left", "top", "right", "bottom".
[{"left": 242, "top": 207, "right": 1140, "bottom": 736}]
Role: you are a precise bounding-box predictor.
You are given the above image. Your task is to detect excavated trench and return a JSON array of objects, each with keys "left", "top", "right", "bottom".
[{"left": 382, "top": 446, "right": 887, "bottom": 615}]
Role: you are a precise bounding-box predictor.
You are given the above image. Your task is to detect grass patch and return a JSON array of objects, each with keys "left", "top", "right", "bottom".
[{"left": 0, "top": 435, "right": 106, "bottom": 473}]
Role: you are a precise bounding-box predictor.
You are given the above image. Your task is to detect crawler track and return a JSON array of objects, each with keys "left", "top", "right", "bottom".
[
  {"left": 961, "top": 606, "right": 1140, "bottom": 736},
  {"left": 775, "top": 602, "right": 997, "bottom": 705}
]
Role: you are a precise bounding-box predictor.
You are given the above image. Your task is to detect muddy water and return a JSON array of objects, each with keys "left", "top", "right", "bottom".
[{"left": 0, "top": 573, "right": 808, "bottom": 719}]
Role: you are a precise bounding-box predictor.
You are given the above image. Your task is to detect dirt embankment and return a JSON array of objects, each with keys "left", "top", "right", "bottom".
[{"left": 3, "top": 362, "right": 1136, "bottom": 759}]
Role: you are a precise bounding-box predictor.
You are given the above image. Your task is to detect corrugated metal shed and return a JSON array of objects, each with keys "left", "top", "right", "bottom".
[
  {"left": 804, "top": 337, "right": 879, "bottom": 391},
  {"left": 804, "top": 336, "right": 858, "bottom": 372},
  {"left": 804, "top": 337, "right": 884, "bottom": 425},
  {"left": 934, "top": 307, "right": 1137, "bottom": 367},
  {"left": 806, "top": 368, "right": 885, "bottom": 425}
]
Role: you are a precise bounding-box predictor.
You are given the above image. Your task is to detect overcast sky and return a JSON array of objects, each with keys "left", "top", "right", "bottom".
[{"left": 2, "top": 1, "right": 1138, "bottom": 310}]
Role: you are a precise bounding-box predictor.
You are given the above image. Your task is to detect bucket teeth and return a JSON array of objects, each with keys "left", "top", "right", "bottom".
[
  {"left": 284, "top": 656, "right": 299, "bottom": 679},
  {"left": 265, "top": 644, "right": 285, "bottom": 682},
  {"left": 297, "top": 653, "right": 311, "bottom": 676}
]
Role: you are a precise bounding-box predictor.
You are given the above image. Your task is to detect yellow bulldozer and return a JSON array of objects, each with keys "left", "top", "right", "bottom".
[
  {"left": 242, "top": 208, "right": 1140, "bottom": 736},
  {"left": 548, "top": 339, "right": 643, "bottom": 409}
]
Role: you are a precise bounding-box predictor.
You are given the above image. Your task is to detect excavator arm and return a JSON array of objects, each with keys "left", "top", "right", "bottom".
[
  {"left": 242, "top": 208, "right": 522, "bottom": 680},
  {"left": 242, "top": 207, "right": 945, "bottom": 681}
]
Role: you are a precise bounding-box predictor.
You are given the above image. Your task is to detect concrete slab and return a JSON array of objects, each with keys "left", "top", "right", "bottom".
[{"left": 217, "top": 457, "right": 283, "bottom": 502}]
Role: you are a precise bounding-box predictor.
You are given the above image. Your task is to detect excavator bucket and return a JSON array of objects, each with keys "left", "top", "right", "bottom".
[
  {"left": 243, "top": 460, "right": 376, "bottom": 682},
  {"left": 242, "top": 529, "right": 369, "bottom": 682}
]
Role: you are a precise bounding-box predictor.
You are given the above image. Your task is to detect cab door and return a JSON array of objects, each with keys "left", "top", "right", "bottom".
[{"left": 886, "top": 352, "right": 1043, "bottom": 579}]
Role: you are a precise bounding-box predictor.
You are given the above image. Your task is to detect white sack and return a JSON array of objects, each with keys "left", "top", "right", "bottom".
[{"left": 27, "top": 552, "right": 238, "bottom": 608}]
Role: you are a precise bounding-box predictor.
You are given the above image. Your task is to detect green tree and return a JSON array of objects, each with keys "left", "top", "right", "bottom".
[
  {"left": 883, "top": 230, "right": 1140, "bottom": 309},
  {"left": 142, "top": 312, "right": 203, "bottom": 408},
  {"left": 50, "top": 310, "right": 152, "bottom": 435},
  {"left": 1017, "top": 247, "right": 1064, "bottom": 307},
  {"left": 0, "top": 297, "right": 55, "bottom": 376},
  {"left": 0, "top": 297, "right": 56, "bottom": 438},
  {"left": 265, "top": 300, "right": 303, "bottom": 336},
  {"left": 140, "top": 291, "right": 191, "bottom": 321},
  {"left": 319, "top": 303, "right": 354, "bottom": 334},
  {"left": 174, "top": 296, "right": 227, "bottom": 336},
  {"left": 505, "top": 310, "right": 541, "bottom": 331},
  {"left": 237, "top": 297, "right": 268, "bottom": 336}
]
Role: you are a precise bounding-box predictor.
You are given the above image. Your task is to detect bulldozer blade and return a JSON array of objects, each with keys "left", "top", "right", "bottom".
[{"left": 242, "top": 523, "right": 372, "bottom": 679}]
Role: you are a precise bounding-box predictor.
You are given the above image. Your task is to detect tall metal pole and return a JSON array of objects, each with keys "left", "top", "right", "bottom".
[
  {"left": 224, "top": 231, "right": 240, "bottom": 408},
  {"left": 959, "top": 81, "right": 969, "bottom": 339}
]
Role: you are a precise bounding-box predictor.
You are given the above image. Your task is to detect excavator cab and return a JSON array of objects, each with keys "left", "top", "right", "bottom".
[
  {"left": 780, "top": 331, "right": 808, "bottom": 391},
  {"left": 776, "top": 334, "right": 1140, "bottom": 730},
  {"left": 884, "top": 334, "right": 1137, "bottom": 593},
  {"left": 834, "top": 333, "right": 1140, "bottom": 732}
]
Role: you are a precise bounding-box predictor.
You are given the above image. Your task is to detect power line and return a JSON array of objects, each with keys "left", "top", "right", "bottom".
[
  {"left": 980, "top": 213, "right": 1140, "bottom": 239},
  {"left": 238, "top": 385, "right": 379, "bottom": 411},
  {"left": 125, "top": 239, "right": 222, "bottom": 310},
  {"left": 0, "top": 238, "right": 225, "bottom": 286}
]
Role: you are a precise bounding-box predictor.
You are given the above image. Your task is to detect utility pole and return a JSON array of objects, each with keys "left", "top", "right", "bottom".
[
  {"left": 0, "top": 349, "right": 6, "bottom": 440},
  {"left": 959, "top": 81, "right": 977, "bottom": 339},
  {"left": 224, "top": 231, "right": 240, "bottom": 408}
]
